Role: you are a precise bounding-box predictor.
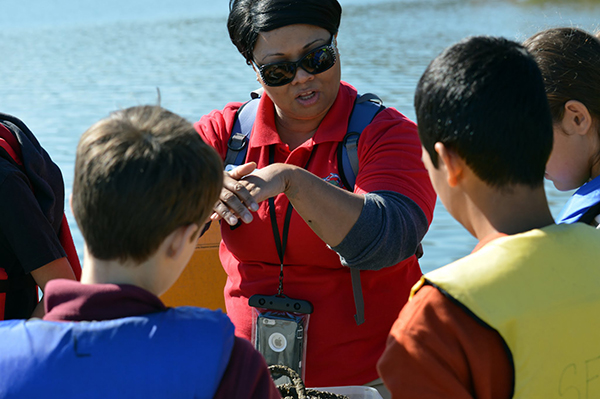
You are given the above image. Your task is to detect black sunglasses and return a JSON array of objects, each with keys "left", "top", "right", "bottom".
[{"left": 255, "top": 35, "right": 337, "bottom": 87}]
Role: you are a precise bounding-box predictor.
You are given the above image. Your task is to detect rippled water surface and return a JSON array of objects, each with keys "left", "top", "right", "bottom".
[{"left": 2, "top": 0, "right": 599, "bottom": 272}]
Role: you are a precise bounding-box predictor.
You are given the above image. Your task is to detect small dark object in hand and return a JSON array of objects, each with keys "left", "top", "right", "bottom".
[{"left": 269, "top": 365, "right": 349, "bottom": 399}]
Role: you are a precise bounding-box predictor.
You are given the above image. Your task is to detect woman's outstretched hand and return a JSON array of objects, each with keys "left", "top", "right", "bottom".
[{"left": 211, "top": 162, "right": 291, "bottom": 226}]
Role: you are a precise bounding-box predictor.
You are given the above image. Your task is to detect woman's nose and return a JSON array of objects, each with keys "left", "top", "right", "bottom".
[{"left": 292, "top": 67, "right": 314, "bottom": 85}]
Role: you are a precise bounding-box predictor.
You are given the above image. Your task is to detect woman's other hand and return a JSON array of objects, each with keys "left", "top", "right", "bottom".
[
  {"left": 252, "top": 164, "right": 363, "bottom": 246},
  {"left": 240, "top": 163, "right": 290, "bottom": 203}
]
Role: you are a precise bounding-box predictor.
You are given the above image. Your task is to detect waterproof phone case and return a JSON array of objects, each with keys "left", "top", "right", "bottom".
[{"left": 249, "top": 294, "right": 312, "bottom": 384}]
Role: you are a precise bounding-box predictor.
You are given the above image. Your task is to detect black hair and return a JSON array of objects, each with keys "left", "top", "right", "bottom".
[
  {"left": 414, "top": 36, "right": 553, "bottom": 188},
  {"left": 227, "top": 0, "right": 342, "bottom": 64}
]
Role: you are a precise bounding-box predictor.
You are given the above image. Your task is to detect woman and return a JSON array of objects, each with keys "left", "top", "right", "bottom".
[
  {"left": 195, "top": 0, "right": 436, "bottom": 392},
  {"left": 524, "top": 28, "right": 600, "bottom": 226}
]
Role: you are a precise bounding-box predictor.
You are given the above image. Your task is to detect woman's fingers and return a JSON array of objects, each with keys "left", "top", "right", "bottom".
[
  {"left": 226, "top": 164, "right": 260, "bottom": 212},
  {"left": 213, "top": 164, "right": 260, "bottom": 225},
  {"left": 212, "top": 195, "right": 242, "bottom": 225},
  {"left": 224, "top": 178, "right": 259, "bottom": 212}
]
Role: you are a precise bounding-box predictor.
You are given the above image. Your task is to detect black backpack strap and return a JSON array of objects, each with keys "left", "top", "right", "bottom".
[
  {"left": 578, "top": 201, "right": 600, "bottom": 227},
  {"left": 0, "top": 276, "right": 8, "bottom": 294},
  {"left": 250, "top": 88, "right": 264, "bottom": 99},
  {"left": 0, "top": 274, "right": 32, "bottom": 294},
  {"left": 224, "top": 98, "right": 261, "bottom": 171},
  {"left": 350, "top": 269, "right": 365, "bottom": 325},
  {"left": 336, "top": 93, "right": 384, "bottom": 326}
]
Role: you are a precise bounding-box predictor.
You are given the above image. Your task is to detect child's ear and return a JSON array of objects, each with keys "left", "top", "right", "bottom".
[
  {"left": 563, "top": 100, "right": 593, "bottom": 136},
  {"left": 166, "top": 224, "right": 199, "bottom": 260},
  {"left": 434, "top": 142, "right": 464, "bottom": 187}
]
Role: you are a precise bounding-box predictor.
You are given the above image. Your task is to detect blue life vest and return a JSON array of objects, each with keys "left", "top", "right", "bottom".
[{"left": 0, "top": 307, "right": 235, "bottom": 398}]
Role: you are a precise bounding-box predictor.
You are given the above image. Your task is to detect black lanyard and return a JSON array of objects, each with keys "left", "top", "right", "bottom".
[
  {"left": 268, "top": 144, "right": 314, "bottom": 296},
  {"left": 269, "top": 198, "right": 293, "bottom": 296}
]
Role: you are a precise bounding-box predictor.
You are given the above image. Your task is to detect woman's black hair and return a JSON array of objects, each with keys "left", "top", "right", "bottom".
[{"left": 228, "top": 0, "right": 342, "bottom": 64}]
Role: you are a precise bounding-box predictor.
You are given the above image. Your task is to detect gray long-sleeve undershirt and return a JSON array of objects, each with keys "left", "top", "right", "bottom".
[{"left": 331, "top": 190, "right": 429, "bottom": 270}]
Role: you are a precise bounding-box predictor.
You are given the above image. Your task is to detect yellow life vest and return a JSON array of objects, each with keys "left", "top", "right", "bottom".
[{"left": 417, "top": 223, "right": 600, "bottom": 398}]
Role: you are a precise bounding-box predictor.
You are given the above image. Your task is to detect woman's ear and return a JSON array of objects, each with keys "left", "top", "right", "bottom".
[
  {"left": 251, "top": 63, "right": 262, "bottom": 84},
  {"left": 563, "top": 100, "right": 593, "bottom": 136},
  {"left": 434, "top": 142, "right": 464, "bottom": 187}
]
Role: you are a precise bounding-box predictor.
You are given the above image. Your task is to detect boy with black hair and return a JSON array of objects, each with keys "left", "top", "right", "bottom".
[
  {"left": 377, "top": 36, "right": 600, "bottom": 398},
  {"left": 0, "top": 105, "right": 280, "bottom": 398}
]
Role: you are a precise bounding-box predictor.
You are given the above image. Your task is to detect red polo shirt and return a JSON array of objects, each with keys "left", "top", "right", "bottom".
[{"left": 196, "top": 81, "right": 436, "bottom": 386}]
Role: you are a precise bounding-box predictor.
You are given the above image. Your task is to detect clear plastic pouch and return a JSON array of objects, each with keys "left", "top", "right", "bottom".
[{"left": 250, "top": 294, "right": 312, "bottom": 384}]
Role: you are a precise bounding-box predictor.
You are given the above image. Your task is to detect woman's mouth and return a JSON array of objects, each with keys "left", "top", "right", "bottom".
[
  {"left": 296, "top": 90, "right": 319, "bottom": 106},
  {"left": 298, "top": 91, "right": 315, "bottom": 100}
]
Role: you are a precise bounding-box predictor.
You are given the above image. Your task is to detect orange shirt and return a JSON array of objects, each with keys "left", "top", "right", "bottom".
[{"left": 377, "top": 233, "right": 513, "bottom": 398}]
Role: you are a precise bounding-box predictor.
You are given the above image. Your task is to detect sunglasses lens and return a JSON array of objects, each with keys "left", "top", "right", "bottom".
[
  {"left": 301, "top": 47, "right": 335, "bottom": 74},
  {"left": 261, "top": 63, "right": 296, "bottom": 86}
]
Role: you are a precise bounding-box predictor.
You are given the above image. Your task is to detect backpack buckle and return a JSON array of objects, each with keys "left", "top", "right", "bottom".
[{"left": 227, "top": 132, "right": 248, "bottom": 151}]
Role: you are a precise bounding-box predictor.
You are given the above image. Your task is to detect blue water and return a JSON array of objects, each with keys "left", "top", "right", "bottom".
[{"left": 1, "top": 0, "right": 599, "bottom": 272}]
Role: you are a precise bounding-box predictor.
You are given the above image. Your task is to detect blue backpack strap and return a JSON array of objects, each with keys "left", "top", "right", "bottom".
[
  {"left": 338, "top": 93, "right": 384, "bottom": 190},
  {"left": 224, "top": 98, "right": 261, "bottom": 171},
  {"left": 337, "top": 93, "right": 384, "bottom": 326}
]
